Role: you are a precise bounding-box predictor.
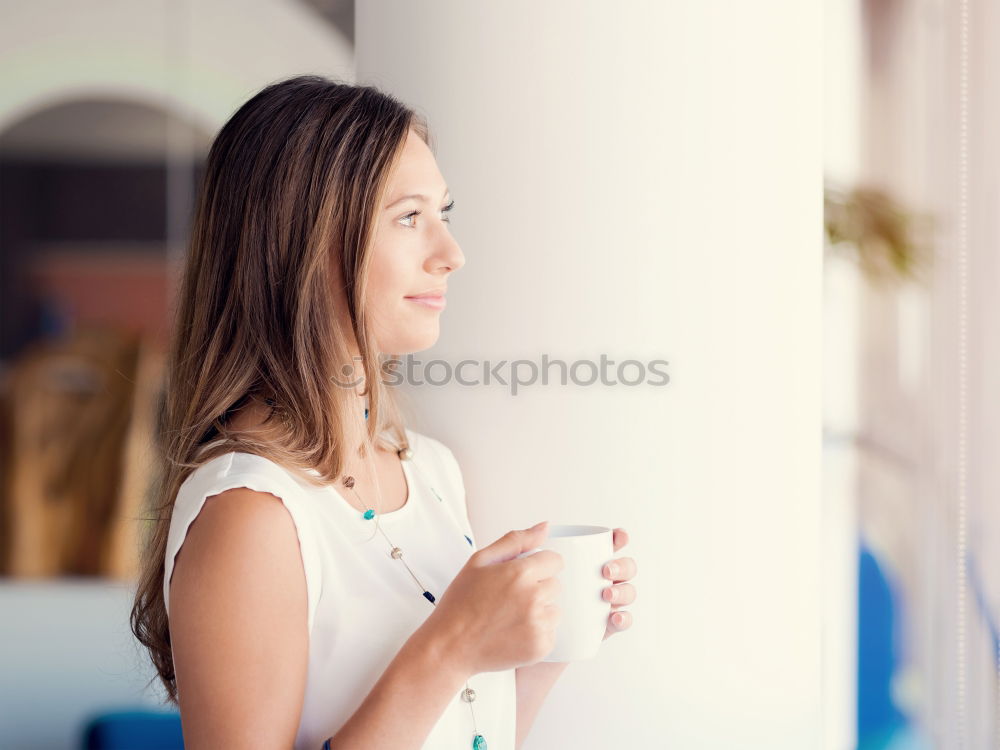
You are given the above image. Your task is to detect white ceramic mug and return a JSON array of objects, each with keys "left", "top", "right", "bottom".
[{"left": 515, "top": 524, "right": 614, "bottom": 662}]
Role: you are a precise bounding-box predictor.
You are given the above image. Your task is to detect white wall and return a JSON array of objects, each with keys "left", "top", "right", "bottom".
[
  {"left": 0, "top": 581, "right": 164, "bottom": 750},
  {"left": 357, "top": 2, "right": 826, "bottom": 748},
  {"left": 0, "top": 0, "right": 353, "bottom": 135}
]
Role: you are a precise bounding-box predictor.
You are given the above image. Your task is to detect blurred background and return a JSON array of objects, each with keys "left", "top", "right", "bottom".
[
  {"left": 825, "top": 0, "right": 1000, "bottom": 748},
  {"left": 0, "top": 0, "right": 996, "bottom": 748},
  {"left": 0, "top": 2, "right": 354, "bottom": 747}
]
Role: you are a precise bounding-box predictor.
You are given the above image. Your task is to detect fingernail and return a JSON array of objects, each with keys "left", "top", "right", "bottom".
[
  {"left": 606, "top": 563, "right": 619, "bottom": 578},
  {"left": 613, "top": 613, "right": 624, "bottom": 627}
]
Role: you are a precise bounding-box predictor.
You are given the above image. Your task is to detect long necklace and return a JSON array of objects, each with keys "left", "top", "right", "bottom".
[{"left": 322, "top": 400, "right": 487, "bottom": 750}]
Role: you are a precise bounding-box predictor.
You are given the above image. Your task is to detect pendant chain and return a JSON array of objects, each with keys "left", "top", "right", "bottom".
[{"left": 332, "top": 401, "right": 486, "bottom": 750}]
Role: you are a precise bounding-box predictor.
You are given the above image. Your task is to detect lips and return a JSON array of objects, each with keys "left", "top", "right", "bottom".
[
  {"left": 405, "top": 294, "right": 447, "bottom": 310},
  {"left": 405, "top": 286, "right": 446, "bottom": 299}
]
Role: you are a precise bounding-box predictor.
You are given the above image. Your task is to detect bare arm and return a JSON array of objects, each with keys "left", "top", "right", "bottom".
[
  {"left": 169, "top": 487, "right": 471, "bottom": 750},
  {"left": 169, "top": 487, "right": 310, "bottom": 749}
]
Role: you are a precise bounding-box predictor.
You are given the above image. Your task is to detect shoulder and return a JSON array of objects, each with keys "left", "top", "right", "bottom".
[
  {"left": 404, "top": 426, "right": 452, "bottom": 457},
  {"left": 169, "top": 470, "right": 309, "bottom": 581},
  {"left": 181, "top": 452, "right": 294, "bottom": 487},
  {"left": 404, "top": 428, "right": 462, "bottom": 477},
  {"left": 178, "top": 451, "right": 306, "bottom": 501},
  {"left": 403, "top": 428, "right": 476, "bottom": 544},
  {"left": 166, "top": 450, "right": 323, "bottom": 630},
  {"left": 174, "top": 451, "right": 318, "bottom": 552}
]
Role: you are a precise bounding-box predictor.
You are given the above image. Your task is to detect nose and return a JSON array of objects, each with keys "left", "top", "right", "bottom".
[{"left": 429, "top": 222, "right": 465, "bottom": 273}]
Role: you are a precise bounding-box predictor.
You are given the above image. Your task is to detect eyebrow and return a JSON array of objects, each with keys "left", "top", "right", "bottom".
[{"left": 384, "top": 186, "right": 450, "bottom": 210}]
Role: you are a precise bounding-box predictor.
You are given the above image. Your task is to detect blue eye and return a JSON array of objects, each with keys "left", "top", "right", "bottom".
[{"left": 398, "top": 200, "right": 455, "bottom": 228}]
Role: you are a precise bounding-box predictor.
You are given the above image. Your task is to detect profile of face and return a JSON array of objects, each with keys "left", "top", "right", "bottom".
[{"left": 365, "top": 128, "right": 465, "bottom": 356}]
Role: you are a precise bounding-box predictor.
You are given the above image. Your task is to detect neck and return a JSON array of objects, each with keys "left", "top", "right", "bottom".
[
  {"left": 229, "top": 391, "right": 373, "bottom": 452},
  {"left": 345, "top": 387, "right": 376, "bottom": 457}
]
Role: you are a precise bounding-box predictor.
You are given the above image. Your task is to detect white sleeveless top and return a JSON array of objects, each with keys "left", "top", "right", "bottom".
[{"left": 163, "top": 428, "right": 517, "bottom": 750}]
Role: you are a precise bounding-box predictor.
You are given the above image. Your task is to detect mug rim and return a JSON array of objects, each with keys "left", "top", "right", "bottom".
[{"left": 543, "top": 524, "right": 610, "bottom": 538}]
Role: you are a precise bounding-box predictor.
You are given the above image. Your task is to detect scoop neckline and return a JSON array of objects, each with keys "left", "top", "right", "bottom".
[{"left": 316, "top": 445, "right": 417, "bottom": 523}]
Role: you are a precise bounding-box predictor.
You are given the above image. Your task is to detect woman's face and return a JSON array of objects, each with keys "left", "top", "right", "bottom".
[{"left": 366, "top": 128, "right": 465, "bottom": 355}]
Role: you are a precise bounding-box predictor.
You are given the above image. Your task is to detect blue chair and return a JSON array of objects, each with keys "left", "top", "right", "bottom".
[{"left": 81, "top": 709, "right": 184, "bottom": 750}]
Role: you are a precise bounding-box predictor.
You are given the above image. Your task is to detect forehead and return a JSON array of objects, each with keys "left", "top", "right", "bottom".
[{"left": 385, "top": 130, "right": 447, "bottom": 198}]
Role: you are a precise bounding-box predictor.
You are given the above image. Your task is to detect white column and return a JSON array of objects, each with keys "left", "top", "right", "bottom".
[
  {"left": 823, "top": 1, "right": 864, "bottom": 748},
  {"left": 358, "top": 3, "right": 825, "bottom": 747}
]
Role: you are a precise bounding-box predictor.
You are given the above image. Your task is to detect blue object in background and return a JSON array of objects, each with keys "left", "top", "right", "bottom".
[
  {"left": 81, "top": 709, "right": 184, "bottom": 750},
  {"left": 857, "top": 538, "right": 907, "bottom": 739},
  {"left": 856, "top": 536, "right": 940, "bottom": 750}
]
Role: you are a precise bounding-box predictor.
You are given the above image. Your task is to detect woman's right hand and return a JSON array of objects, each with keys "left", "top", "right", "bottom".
[{"left": 423, "top": 521, "right": 564, "bottom": 675}]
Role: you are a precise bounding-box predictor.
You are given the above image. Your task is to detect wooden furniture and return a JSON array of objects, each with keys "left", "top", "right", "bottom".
[{"left": 0, "top": 327, "right": 164, "bottom": 578}]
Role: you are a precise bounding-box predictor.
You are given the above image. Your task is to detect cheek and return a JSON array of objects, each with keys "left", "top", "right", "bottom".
[
  {"left": 366, "top": 254, "right": 396, "bottom": 297},
  {"left": 368, "top": 237, "right": 410, "bottom": 289},
  {"left": 366, "top": 254, "right": 408, "bottom": 319}
]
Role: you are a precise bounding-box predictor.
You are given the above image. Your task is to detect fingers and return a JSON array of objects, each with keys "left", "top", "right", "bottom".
[
  {"left": 602, "top": 582, "right": 636, "bottom": 606},
  {"left": 602, "top": 556, "right": 638, "bottom": 582},
  {"left": 605, "top": 533, "right": 636, "bottom": 638},
  {"left": 612, "top": 527, "right": 629, "bottom": 552},
  {"left": 610, "top": 610, "right": 632, "bottom": 630},
  {"left": 515, "top": 548, "right": 564, "bottom": 579}
]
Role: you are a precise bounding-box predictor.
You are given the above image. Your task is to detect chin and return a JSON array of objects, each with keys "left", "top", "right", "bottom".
[{"left": 382, "top": 328, "right": 440, "bottom": 356}]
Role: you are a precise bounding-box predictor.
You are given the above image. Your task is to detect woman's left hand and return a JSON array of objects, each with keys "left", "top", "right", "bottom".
[{"left": 601, "top": 528, "right": 637, "bottom": 640}]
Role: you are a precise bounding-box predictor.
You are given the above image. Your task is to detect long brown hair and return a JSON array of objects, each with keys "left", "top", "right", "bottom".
[{"left": 130, "top": 75, "right": 430, "bottom": 704}]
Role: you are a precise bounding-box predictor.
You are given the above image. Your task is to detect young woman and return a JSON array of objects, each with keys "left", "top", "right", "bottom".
[{"left": 130, "top": 75, "right": 637, "bottom": 750}]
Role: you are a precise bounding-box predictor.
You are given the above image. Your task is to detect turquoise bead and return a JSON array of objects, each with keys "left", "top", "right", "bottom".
[
  {"left": 472, "top": 734, "right": 487, "bottom": 750},
  {"left": 363, "top": 509, "right": 375, "bottom": 520}
]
